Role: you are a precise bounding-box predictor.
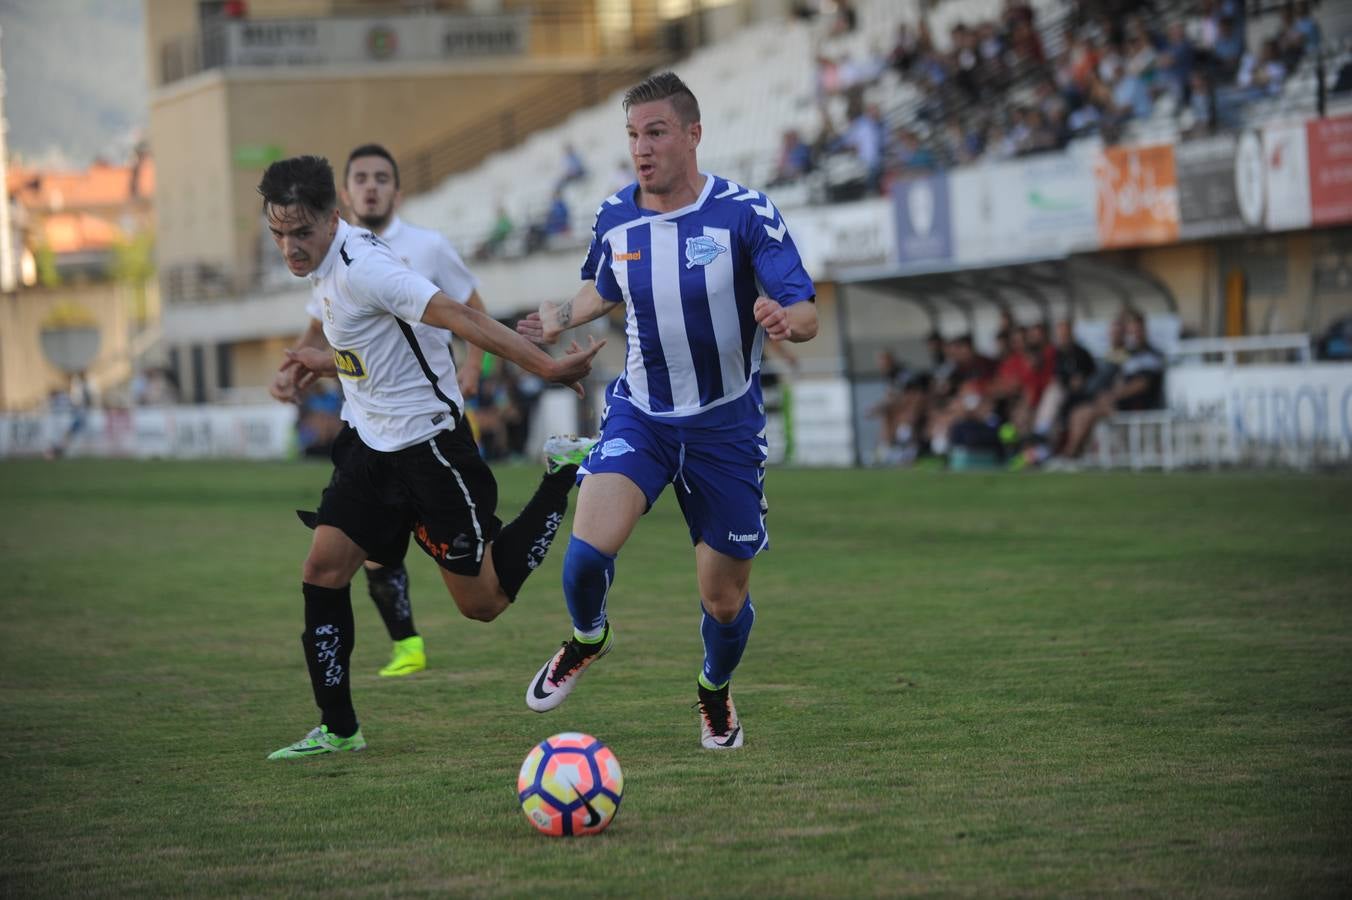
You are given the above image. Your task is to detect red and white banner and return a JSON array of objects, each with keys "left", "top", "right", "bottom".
[{"left": 1307, "top": 115, "right": 1352, "bottom": 226}]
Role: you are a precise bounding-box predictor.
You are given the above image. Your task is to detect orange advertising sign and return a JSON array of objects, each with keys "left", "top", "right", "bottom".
[{"left": 1095, "top": 144, "right": 1180, "bottom": 248}]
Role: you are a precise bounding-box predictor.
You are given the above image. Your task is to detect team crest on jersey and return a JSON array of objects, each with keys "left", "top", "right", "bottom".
[
  {"left": 333, "top": 348, "right": 368, "bottom": 380},
  {"left": 685, "top": 235, "right": 726, "bottom": 269}
]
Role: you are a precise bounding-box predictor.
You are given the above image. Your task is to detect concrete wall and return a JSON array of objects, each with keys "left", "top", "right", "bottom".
[{"left": 0, "top": 281, "right": 149, "bottom": 411}]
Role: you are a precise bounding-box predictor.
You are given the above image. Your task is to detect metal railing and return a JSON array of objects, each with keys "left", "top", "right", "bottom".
[{"left": 1170, "top": 334, "right": 1315, "bottom": 366}]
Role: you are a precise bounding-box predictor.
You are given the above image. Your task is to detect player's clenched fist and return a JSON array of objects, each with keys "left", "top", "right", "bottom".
[{"left": 754, "top": 296, "right": 791, "bottom": 342}]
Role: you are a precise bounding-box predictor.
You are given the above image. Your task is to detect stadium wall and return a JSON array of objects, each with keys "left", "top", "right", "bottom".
[
  {"left": 0, "top": 282, "right": 147, "bottom": 412},
  {"left": 152, "top": 62, "right": 639, "bottom": 297}
]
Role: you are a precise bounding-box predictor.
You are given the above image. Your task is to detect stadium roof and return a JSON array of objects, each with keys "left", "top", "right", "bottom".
[{"left": 835, "top": 254, "right": 1177, "bottom": 329}]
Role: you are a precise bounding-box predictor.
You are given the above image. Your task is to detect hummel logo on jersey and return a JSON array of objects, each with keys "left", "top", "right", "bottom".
[
  {"left": 333, "top": 349, "right": 367, "bottom": 379},
  {"left": 600, "top": 438, "right": 635, "bottom": 459},
  {"left": 728, "top": 531, "right": 760, "bottom": 543},
  {"left": 615, "top": 250, "right": 642, "bottom": 262},
  {"left": 685, "top": 235, "right": 726, "bottom": 268}
]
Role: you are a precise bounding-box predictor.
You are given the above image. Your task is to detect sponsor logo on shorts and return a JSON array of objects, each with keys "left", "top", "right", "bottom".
[
  {"left": 334, "top": 348, "right": 368, "bottom": 379},
  {"left": 728, "top": 531, "right": 761, "bottom": 543},
  {"left": 600, "top": 438, "right": 635, "bottom": 460},
  {"left": 416, "top": 523, "right": 475, "bottom": 562}
]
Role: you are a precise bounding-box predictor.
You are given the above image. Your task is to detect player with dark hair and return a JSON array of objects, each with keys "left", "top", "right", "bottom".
[
  {"left": 272, "top": 143, "right": 492, "bottom": 679},
  {"left": 260, "top": 154, "right": 601, "bottom": 759},
  {"left": 517, "top": 72, "right": 818, "bottom": 749}
]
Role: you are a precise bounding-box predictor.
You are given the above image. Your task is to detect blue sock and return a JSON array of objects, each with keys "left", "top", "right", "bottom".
[
  {"left": 699, "top": 596, "right": 755, "bottom": 689},
  {"left": 562, "top": 536, "right": 614, "bottom": 641}
]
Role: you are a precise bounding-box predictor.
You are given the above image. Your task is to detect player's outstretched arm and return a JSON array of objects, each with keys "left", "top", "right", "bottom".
[
  {"left": 754, "top": 296, "right": 818, "bottom": 343},
  {"left": 456, "top": 289, "right": 489, "bottom": 398},
  {"left": 271, "top": 317, "right": 332, "bottom": 403},
  {"left": 423, "top": 292, "right": 605, "bottom": 397},
  {"left": 517, "top": 281, "right": 618, "bottom": 345}
]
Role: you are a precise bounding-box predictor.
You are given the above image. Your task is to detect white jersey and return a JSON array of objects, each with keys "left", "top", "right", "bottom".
[
  {"left": 305, "top": 220, "right": 463, "bottom": 452},
  {"left": 379, "top": 216, "right": 478, "bottom": 306},
  {"left": 306, "top": 214, "right": 475, "bottom": 340}
]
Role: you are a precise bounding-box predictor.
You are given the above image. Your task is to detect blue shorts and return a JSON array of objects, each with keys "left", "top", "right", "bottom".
[{"left": 578, "top": 397, "right": 770, "bottom": 559}]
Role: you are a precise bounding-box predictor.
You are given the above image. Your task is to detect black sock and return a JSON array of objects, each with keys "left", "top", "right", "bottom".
[
  {"left": 301, "top": 582, "right": 358, "bottom": 738},
  {"left": 366, "top": 563, "right": 416, "bottom": 642},
  {"left": 491, "top": 467, "right": 575, "bottom": 600}
]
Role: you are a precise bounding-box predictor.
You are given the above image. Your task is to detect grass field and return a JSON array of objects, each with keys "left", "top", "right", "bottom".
[{"left": 2, "top": 459, "right": 1350, "bottom": 897}]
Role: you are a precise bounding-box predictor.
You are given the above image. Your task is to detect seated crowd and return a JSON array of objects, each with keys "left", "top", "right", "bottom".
[
  {"left": 870, "top": 308, "right": 1166, "bottom": 469},
  {"left": 781, "top": 0, "right": 1330, "bottom": 198}
]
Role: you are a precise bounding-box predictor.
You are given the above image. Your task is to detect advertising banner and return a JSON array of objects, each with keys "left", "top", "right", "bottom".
[
  {"left": 892, "top": 173, "right": 952, "bottom": 265},
  {"left": 1175, "top": 134, "right": 1255, "bottom": 238},
  {"left": 1260, "top": 121, "right": 1312, "bottom": 231},
  {"left": 220, "top": 14, "right": 527, "bottom": 67},
  {"left": 1167, "top": 364, "right": 1352, "bottom": 457},
  {"left": 950, "top": 151, "right": 1097, "bottom": 264},
  {"left": 789, "top": 198, "right": 898, "bottom": 275},
  {"left": 1307, "top": 114, "right": 1352, "bottom": 226},
  {"left": 0, "top": 405, "right": 298, "bottom": 459},
  {"left": 1095, "top": 144, "right": 1180, "bottom": 248}
]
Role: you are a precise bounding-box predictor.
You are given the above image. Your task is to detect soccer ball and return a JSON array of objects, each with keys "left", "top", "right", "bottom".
[{"left": 517, "top": 732, "right": 624, "bottom": 836}]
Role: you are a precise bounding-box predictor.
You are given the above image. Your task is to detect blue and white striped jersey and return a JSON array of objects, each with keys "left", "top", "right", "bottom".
[{"left": 581, "top": 174, "right": 814, "bottom": 427}]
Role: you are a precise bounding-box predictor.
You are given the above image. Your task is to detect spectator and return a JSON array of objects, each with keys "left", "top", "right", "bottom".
[
  {"left": 1184, "top": 69, "right": 1218, "bottom": 135},
  {"left": 889, "top": 23, "right": 922, "bottom": 75},
  {"left": 839, "top": 101, "right": 886, "bottom": 194},
  {"left": 829, "top": 0, "right": 857, "bottom": 36},
  {"left": 1335, "top": 60, "right": 1352, "bottom": 95},
  {"left": 815, "top": 54, "right": 843, "bottom": 100},
  {"left": 839, "top": 45, "right": 888, "bottom": 94},
  {"left": 1292, "top": 1, "right": 1321, "bottom": 55},
  {"left": 1022, "top": 318, "right": 1097, "bottom": 464},
  {"left": 1212, "top": 16, "right": 1245, "bottom": 80},
  {"left": 1061, "top": 310, "right": 1165, "bottom": 458},
  {"left": 1159, "top": 21, "right": 1196, "bottom": 103},
  {"left": 1237, "top": 38, "right": 1287, "bottom": 98},
  {"left": 546, "top": 193, "right": 570, "bottom": 234},
  {"left": 297, "top": 380, "right": 343, "bottom": 458},
  {"left": 940, "top": 119, "right": 982, "bottom": 165},
  {"left": 555, "top": 143, "right": 588, "bottom": 193},
  {"left": 474, "top": 204, "right": 513, "bottom": 261},
  {"left": 1187, "top": 0, "right": 1221, "bottom": 56},
  {"left": 524, "top": 192, "right": 570, "bottom": 253},
  {"left": 769, "top": 128, "right": 814, "bottom": 186},
  {"left": 45, "top": 374, "right": 95, "bottom": 459},
  {"left": 925, "top": 334, "right": 999, "bottom": 452},
  {"left": 889, "top": 127, "right": 937, "bottom": 175}
]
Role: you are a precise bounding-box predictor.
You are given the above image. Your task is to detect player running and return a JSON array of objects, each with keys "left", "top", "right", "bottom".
[
  {"left": 517, "top": 73, "right": 817, "bottom": 749},
  {"left": 259, "top": 154, "right": 600, "bottom": 759}
]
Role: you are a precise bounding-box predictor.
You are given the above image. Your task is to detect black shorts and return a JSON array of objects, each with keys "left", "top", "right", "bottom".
[{"left": 315, "top": 419, "right": 502, "bottom": 575}]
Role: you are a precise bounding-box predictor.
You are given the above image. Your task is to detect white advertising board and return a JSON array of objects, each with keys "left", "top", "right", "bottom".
[
  {"left": 0, "top": 405, "right": 298, "bottom": 460},
  {"left": 951, "top": 151, "right": 1098, "bottom": 265},
  {"left": 1167, "top": 364, "right": 1352, "bottom": 454},
  {"left": 790, "top": 378, "right": 854, "bottom": 466},
  {"left": 787, "top": 198, "right": 898, "bottom": 276}
]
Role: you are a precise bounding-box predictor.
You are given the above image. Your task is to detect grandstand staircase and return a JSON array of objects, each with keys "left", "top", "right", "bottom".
[{"left": 402, "top": 60, "right": 667, "bottom": 195}]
